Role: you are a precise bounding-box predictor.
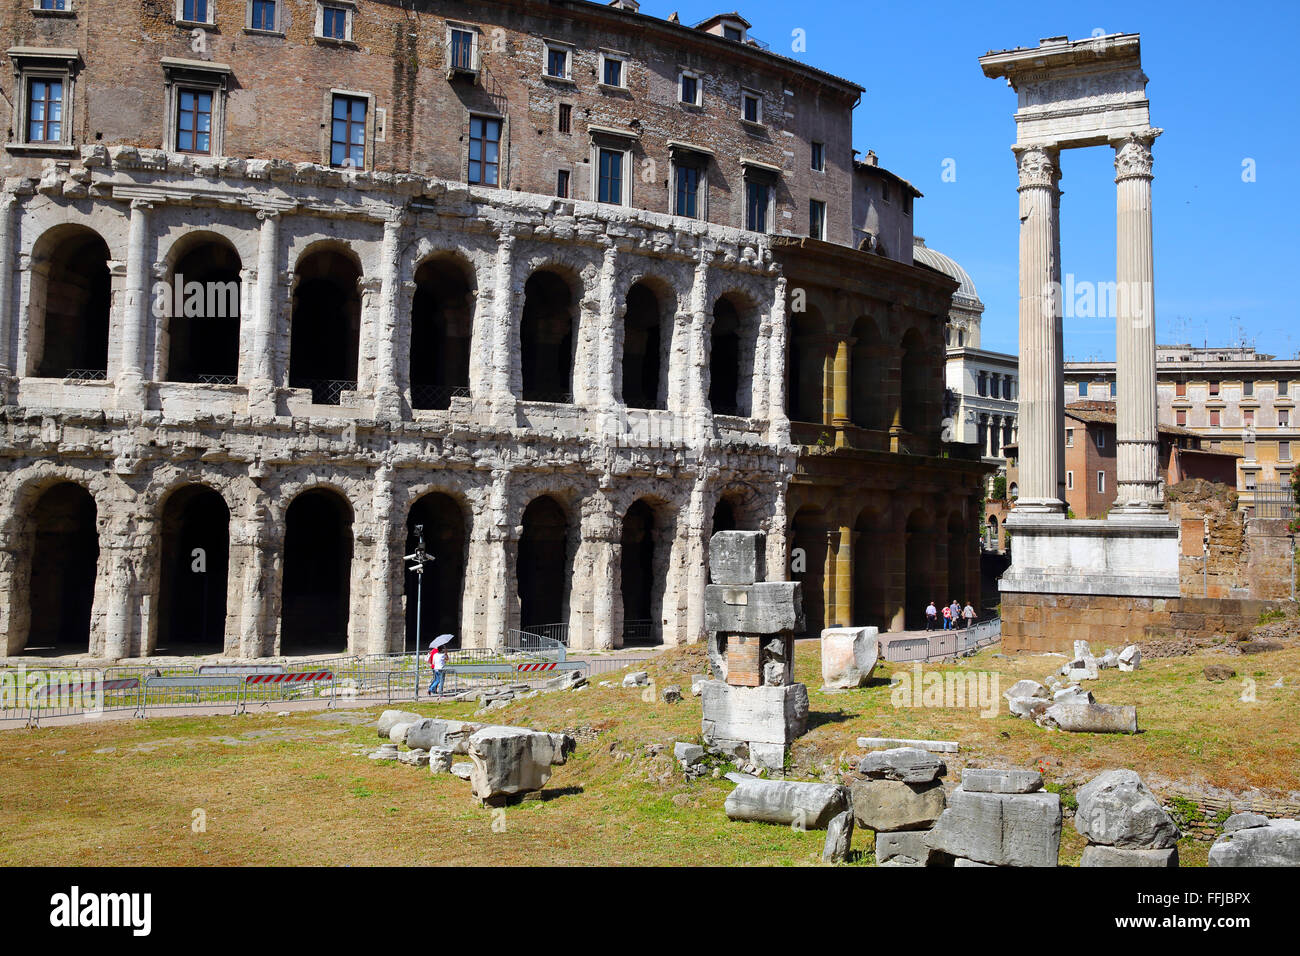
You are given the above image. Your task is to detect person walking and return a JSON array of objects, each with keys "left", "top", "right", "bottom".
[
  {"left": 925, "top": 600, "right": 938, "bottom": 631},
  {"left": 949, "top": 600, "right": 961, "bottom": 630},
  {"left": 962, "top": 601, "right": 976, "bottom": 629},
  {"left": 427, "top": 640, "right": 448, "bottom": 696},
  {"left": 942, "top": 602, "right": 953, "bottom": 630}
]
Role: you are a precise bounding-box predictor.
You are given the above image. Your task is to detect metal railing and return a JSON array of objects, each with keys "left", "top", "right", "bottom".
[
  {"left": 292, "top": 378, "right": 357, "bottom": 405},
  {"left": 883, "top": 617, "right": 1001, "bottom": 663},
  {"left": 194, "top": 373, "right": 239, "bottom": 386},
  {"left": 411, "top": 383, "right": 470, "bottom": 410},
  {"left": 63, "top": 368, "right": 108, "bottom": 383},
  {"left": 1254, "top": 482, "right": 1296, "bottom": 520},
  {"left": 521, "top": 391, "right": 574, "bottom": 405},
  {"left": 622, "top": 619, "right": 658, "bottom": 644},
  {"left": 518, "top": 623, "right": 569, "bottom": 647}
]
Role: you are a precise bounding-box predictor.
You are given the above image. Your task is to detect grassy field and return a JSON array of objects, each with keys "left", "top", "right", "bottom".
[{"left": 1, "top": 640, "right": 1297, "bottom": 866}]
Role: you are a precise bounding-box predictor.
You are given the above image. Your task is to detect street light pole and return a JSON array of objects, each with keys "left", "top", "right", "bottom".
[
  {"left": 1202, "top": 514, "right": 1210, "bottom": 598},
  {"left": 405, "top": 525, "right": 433, "bottom": 657}
]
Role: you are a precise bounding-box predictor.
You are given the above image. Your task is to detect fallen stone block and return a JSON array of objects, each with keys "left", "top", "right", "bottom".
[
  {"left": 856, "top": 747, "right": 946, "bottom": 784},
  {"left": 1075, "top": 769, "right": 1179, "bottom": 848},
  {"left": 1209, "top": 818, "right": 1300, "bottom": 866},
  {"left": 1203, "top": 664, "right": 1236, "bottom": 682},
  {"left": 1008, "top": 696, "right": 1051, "bottom": 719},
  {"left": 1004, "top": 679, "right": 1049, "bottom": 701},
  {"left": 702, "top": 680, "right": 809, "bottom": 770},
  {"left": 961, "top": 768, "right": 1043, "bottom": 794},
  {"left": 467, "top": 725, "right": 577, "bottom": 805},
  {"left": 662, "top": 685, "right": 683, "bottom": 703},
  {"left": 850, "top": 778, "right": 946, "bottom": 832},
  {"left": 369, "top": 744, "right": 399, "bottom": 761},
  {"left": 822, "top": 809, "right": 854, "bottom": 863},
  {"left": 389, "top": 722, "right": 416, "bottom": 745},
  {"left": 820, "top": 626, "right": 880, "bottom": 690},
  {"left": 1074, "top": 640, "right": 1093, "bottom": 660},
  {"left": 1224, "top": 811, "right": 1269, "bottom": 833},
  {"left": 704, "top": 581, "right": 802, "bottom": 634},
  {"left": 376, "top": 709, "right": 423, "bottom": 739},
  {"left": 1053, "top": 685, "right": 1092, "bottom": 703},
  {"left": 398, "top": 748, "right": 430, "bottom": 767},
  {"left": 1036, "top": 697, "right": 1137, "bottom": 734},
  {"left": 1118, "top": 644, "right": 1141, "bottom": 671},
  {"left": 856, "top": 736, "right": 958, "bottom": 754},
  {"left": 1097, "top": 649, "right": 1119, "bottom": 670},
  {"left": 924, "top": 787, "right": 1061, "bottom": 867},
  {"left": 724, "top": 778, "right": 849, "bottom": 829},
  {"left": 451, "top": 762, "right": 473, "bottom": 780},
  {"left": 1080, "top": 845, "right": 1178, "bottom": 867},
  {"left": 674, "top": 742, "right": 705, "bottom": 767},
  {"left": 874, "top": 829, "right": 938, "bottom": 867},
  {"left": 1065, "top": 657, "right": 1099, "bottom": 681},
  {"left": 690, "top": 674, "right": 707, "bottom": 696},
  {"left": 709, "top": 530, "right": 765, "bottom": 586},
  {"left": 622, "top": 671, "right": 649, "bottom": 687},
  {"left": 428, "top": 748, "right": 453, "bottom": 774},
  {"left": 406, "top": 718, "right": 484, "bottom": 755}
]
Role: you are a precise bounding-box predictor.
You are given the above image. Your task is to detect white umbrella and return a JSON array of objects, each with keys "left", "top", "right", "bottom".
[{"left": 429, "top": 634, "right": 454, "bottom": 649}]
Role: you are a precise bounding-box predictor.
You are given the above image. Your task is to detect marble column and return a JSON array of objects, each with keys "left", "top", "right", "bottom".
[
  {"left": 490, "top": 230, "right": 516, "bottom": 406},
  {"left": 0, "top": 192, "right": 17, "bottom": 403},
  {"left": 1011, "top": 145, "right": 1064, "bottom": 513},
  {"left": 1113, "top": 129, "right": 1164, "bottom": 511},
  {"left": 767, "top": 276, "right": 789, "bottom": 444},
  {"left": 248, "top": 208, "right": 280, "bottom": 413},
  {"left": 374, "top": 217, "right": 404, "bottom": 420},
  {"left": 834, "top": 524, "right": 854, "bottom": 627},
  {"left": 116, "top": 199, "right": 153, "bottom": 411}
]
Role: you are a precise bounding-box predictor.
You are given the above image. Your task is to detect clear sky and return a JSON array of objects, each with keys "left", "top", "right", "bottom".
[{"left": 638, "top": 0, "right": 1300, "bottom": 361}]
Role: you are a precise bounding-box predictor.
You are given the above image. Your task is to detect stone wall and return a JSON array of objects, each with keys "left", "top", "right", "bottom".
[{"left": 1168, "top": 480, "right": 1294, "bottom": 600}]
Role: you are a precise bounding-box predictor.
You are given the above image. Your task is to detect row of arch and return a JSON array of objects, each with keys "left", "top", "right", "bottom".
[
  {"left": 16, "top": 478, "right": 773, "bottom": 657},
  {"left": 28, "top": 224, "right": 758, "bottom": 414}
]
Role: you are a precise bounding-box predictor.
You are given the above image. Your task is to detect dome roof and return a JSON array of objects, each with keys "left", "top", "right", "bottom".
[{"left": 913, "top": 237, "right": 980, "bottom": 306}]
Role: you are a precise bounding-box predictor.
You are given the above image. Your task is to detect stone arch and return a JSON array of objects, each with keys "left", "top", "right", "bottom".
[
  {"left": 160, "top": 231, "right": 242, "bottom": 384},
  {"left": 289, "top": 243, "right": 363, "bottom": 404},
  {"left": 711, "top": 481, "right": 765, "bottom": 538},
  {"left": 27, "top": 224, "right": 112, "bottom": 379},
  {"left": 520, "top": 266, "right": 580, "bottom": 404},
  {"left": 619, "top": 495, "right": 676, "bottom": 646},
  {"left": 410, "top": 252, "right": 475, "bottom": 410},
  {"left": 708, "top": 291, "right": 759, "bottom": 417},
  {"left": 850, "top": 316, "right": 887, "bottom": 430},
  {"left": 986, "top": 513, "right": 1000, "bottom": 551},
  {"left": 517, "top": 493, "right": 576, "bottom": 638},
  {"left": 900, "top": 327, "right": 930, "bottom": 436},
  {"left": 21, "top": 481, "right": 100, "bottom": 655},
  {"left": 790, "top": 504, "right": 828, "bottom": 637},
  {"left": 621, "top": 277, "right": 674, "bottom": 410},
  {"left": 154, "top": 483, "right": 230, "bottom": 654},
  {"left": 404, "top": 490, "right": 469, "bottom": 651},
  {"left": 280, "top": 486, "right": 354, "bottom": 654}
]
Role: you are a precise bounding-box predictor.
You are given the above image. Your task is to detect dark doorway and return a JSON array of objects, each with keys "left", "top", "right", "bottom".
[
  {"left": 787, "top": 312, "right": 824, "bottom": 423},
  {"left": 620, "top": 499, "right": 659, "bottom": 644},
  {"left": 709, "top": 297, "right": 742, "bottom": 415},
  {"left": 404, "top": 493, "right": 466, "bottom": 651},
  {"left": 166, "top": 239, "right": 241, "bottom": 384},
  {"left": 517, "top": 495, "right": 569, "bottom": 630},
  {"left": 520, "top": 271, "right": 574, "bottom": 403},
  {"left": 901, "top": 329, "right": 929, "bottom": 436},
  {"left": 25, "top": 482, "right": 99, "bottom": 655},
  {"left": 905, "top": 511, "right": 934, "bottom": 629},
  {"left": 410, "top": 258, "right": 473, "bottom": 409},
  {"left": 851, "top": 317, "right": 885, "bottom": 430},
  {"left": 853, "top": 509, "right": 888, "bottom": 631},
  {"left": 281, "top": 489, "right": 352, "bottom": 654},
  {"left": 791, "top": 507, "right": 827, "bottom": 637},
  {"left": 34, "top": 228, "right": 111, "bottom": 379},
  {"left": 156, "top": 486, "right": 229, "bottom": 653},
  {"left": 622, "top": 282, "right": 663, "bottom": 409},
  {"left": 289, "top": 249, "right": 362, "bottom": 405},
  {"left": 947, "top": 513, "right": 968, "bottom": 606}
]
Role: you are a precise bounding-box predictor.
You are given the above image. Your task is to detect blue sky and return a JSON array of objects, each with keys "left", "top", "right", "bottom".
[{"left": 639, "top": 0, "right": 1300, "bottom": 360}]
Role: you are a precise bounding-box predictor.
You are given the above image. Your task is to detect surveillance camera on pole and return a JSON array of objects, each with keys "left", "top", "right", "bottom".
[{"left": 407, "top": 524, "right": 434, "bottom": 657}]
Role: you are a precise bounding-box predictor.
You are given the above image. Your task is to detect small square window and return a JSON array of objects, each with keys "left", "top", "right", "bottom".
[
  {"left": 557, "top": 102, "right": 572, "bottom": 134},
  {"left": 810, "top": 141, "right": 825, "bottom": 172},
  {"left": 723, "top": 25, "right": 742, "bottom": 41},
  {"left": 742, "top": 91, "right": 762, "bottom": 124},
  {"left": 319, "top": 3, "right": 350, "bottom": 40},
  {"left": 601, "top": 55, "right": 624, "bottom": 88},
  {"left": 546, "top": 46, "right": 570, "bottom": 80},
  {"left": 180, "top": 0, "right": 211, "bottom": 23},
  {"left": 679, "top": 72, "right": 700, "bottom": 106},
  {"left": 556, "top": 169, "right": 570, "bottom": 198},
  {"left": 249, "top": 0, "right": 277, "bottom": 31}
]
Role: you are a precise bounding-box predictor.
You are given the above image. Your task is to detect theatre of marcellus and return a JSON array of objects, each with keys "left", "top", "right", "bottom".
[{"left": 0, "top": 0, "right": 988, "bottom": 660}]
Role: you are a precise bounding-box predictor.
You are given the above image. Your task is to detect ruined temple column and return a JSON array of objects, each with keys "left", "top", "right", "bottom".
[
  {"left": 688, "top": 251, "right": 713, "bottom": 440},
  {"left": 462, "top": 471, "right": 511, "bottom": 649},
  {"left": 373, "top": 217, "right": 404, "bottom": 420},
  {"left": 834, "top": 523, "right": 854, "bottom": 627},
  {"left": 572, "top": 493, "right": 620, "bottom": 651},
  {"left": 248, "top": 208, "right": 280, "bottom": 413},
  {"left": 594, "top": 241, "right": 619, "bottom": 412},
  {"left": 490, "top": 230, "right": 517, "bottom": 406},
  {"left": 116, "top": 199, "right": 153, "bottom": 411},
  {"left": 1112, "top": 129, "right": 1164, "bottom": 511},
  {"left": 367, "top": 463, "right": 398, "bottom": 654},
  {"left": 767, "top": 276, "right": 789, "bottom": 444},
  {"left": 0, "top": 191, "right": 17, "bottom": 402},
  {"left": 1011, "top": 145, "right": 1064, "bottom": 513}
]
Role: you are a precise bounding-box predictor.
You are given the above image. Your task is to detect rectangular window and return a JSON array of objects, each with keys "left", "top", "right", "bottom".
[
  {"left": 330, "top": 94, "right": 367, "bottom": 168},
  {"left": 1245, "top": 409, "right": 1255, "bottom": 426},
  {"left": 1077, "top": 381, "right": 1088, "bottom": 397},
  {"left": 1243, "top": 379, "right": 1254, "bottom": 397},
  {"left": 182, "top": 0, "right": 209, "bottom": 22},
  {"left": 1097, "top": 471, "right": 1106, "bottom": 494},
  {"left": 26, "top": 78, "right": 64, "bottom": 143},
  {"left": 1176, "top": 409, "right": 1187, "bottom": 426},
  {"left": 1066, "top": 471, "right": 1074, "bottom": 490},
  {"left": 809, "top": 199, "right": 825, "bottom": 240},
  {"left": 978, "top": 371, "right": 987, "bottom": 398},
  {"left": 557, "top": 103, "right": 572, "bottom": 134},
  {"left": 1244, "top": 473, "right": 1257, "bottom": 491},
  {"left": 723, "top": 25, "right": 742, "bottom": 41},
  {"left": 250, "top": 0, "right": 277, "bottom": 31},
  {"left": 320, "top": 3, "right": 348, "bottom": 40},
  {"left": 598, "top": 148, "right": 623, "bottom": 204},
  {"left": 175, "top": 88, "right": 213, "bottom": 154},
  {"left": 449, "top": 29, "right": 475, "bottom": 70},
  {"left": 1210, "top": 409, "right": 1221, "bottom": 426},
  {"left": 1096, "top": 431, "right": 1105, "bottom": 449},
  {"left": 745, "top": 181, "right": 769, "bottom": 232},
  {"left": 811, "top": 141, "right": 825, "bottom": 172},
  {"left": 1280, "top": 379, "right": 1290, "bottom": 396},
  {"left": 1110, "top": 381, "right": 1117, "bottom": 397},
  {"left": 556, "top": 169, "right": 570, "bottom": 199},
  {"left": 742, "top": 91, "right": 762, "bottom": 124},
  {"left": 1282, "top": 441, "right": 1293, "bottom": 461},
  {"left": 1003, "top": 378, "right": 1013, "bottom": 400},
  {"left": 40, "top": 0, "right": 68, "bottom": 8},
  {"left": 1209, "top": 380, "right": 1220, "bottom": 396},
  {"left": 1065, "top": 427, "right": 1074, "bottom": 447},
  {"left": 602, "top": 56, "right": 624, "bottom": 87},
  {"left": 675, "top": 164, "right": 702, "bottom": 219},
  {"left": 680, "top": 73, "right": 699, "bottom": 106},
  {"left": 468, "top": 115, "right": 501, "bottom": 186},
  {"left": 546, "top": 47, "right": 569, "bottom": 79},
  {"left": 1281, "top": 410, "right": 1290, "bottom": 427},
  {"left": 1176, "top": 380, "right": 1187, "bottom": 397}
]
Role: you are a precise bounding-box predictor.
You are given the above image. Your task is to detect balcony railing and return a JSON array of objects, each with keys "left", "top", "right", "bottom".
[
  {"left": 293, "top": 378, "right": 357, "bottom": 406},
  {"left": 411, "top": 383, "right": 470, "bottom": 410},
  {"left": 63, "top": 368, "right": 108, "bottom": 383}
]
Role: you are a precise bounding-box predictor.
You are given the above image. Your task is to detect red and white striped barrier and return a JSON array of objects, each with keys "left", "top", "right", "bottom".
[
  {"left": 513, "top": 662, "right": 558, "bottom": 672},
  {"left": 35, "top": 677, "right": 140, "bottom": 700},
  {"left": 244, "top": 671, "right": 335, "bottom": 685}
]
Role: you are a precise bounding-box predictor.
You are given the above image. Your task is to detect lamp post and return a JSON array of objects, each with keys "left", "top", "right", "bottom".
[
  {"left": 404, "top": 525, "right": 433, "bottom": 657},
  {"left": 1202, "top": 514, "right": 1210, "bottom": 599}
]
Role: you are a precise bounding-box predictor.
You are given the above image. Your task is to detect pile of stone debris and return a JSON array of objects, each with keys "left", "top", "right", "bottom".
[
  {"left": 1001, "top": 640, "right": 1140, "bottom": 733},
  {"left": 367, "top": 709, "right": 576, "bottom": 806}
]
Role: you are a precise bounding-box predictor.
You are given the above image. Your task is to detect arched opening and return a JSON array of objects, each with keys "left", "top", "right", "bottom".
[
  {"left": 280, "top": 489, "right": 352, "bottom": 654},
  {"left": 289, "top": 247, "right": 361, "bottom": 405},
  {"left": 852, "top": 508, "right": 889, "bottom": 632},
  {"left": 25, "top": 482, "right": 99, "bottom": 655},
  {"left": 947, "top": 513, "right": 968, "bottom": 608},
  {"left": 986, "top": 514, "right": 1000, "bottom": 551},
  {"left": 850, "top": 317, "right": 886, "bottom": 430},
  {"left": 620, "top": 498, "right": 670, "bottom": 646},
  {"left": 787, "top": 310, "right": 825, "bottom": 423},
  {"left": 156, "top": 485, "right": 230, "bottom": 654},
  {"left": 520, "top": 270, "right": 575, "bottom": 403},
  {"left": 517, "top": 495, "right": 572, "bottom": 637},
  {"left": 622, "top": 281, "right": 666, "bottom": 410},
  {"left": 709, "top": 295, "right": 751, "bottom": 416},
  {"left": 410, "top": 257, "right": 473, "bottom": 410},
  {"left": 404, "top": 492, "right": 466, "bottom": 651},
  {"left": 791, "top": 506, "right": 827, "bottom": 637},
  {"left": 900, "top": 328, "right": 930, "bottom": 436},
  {"left": 31, "top": 226, "right": 111, "bottom": 379},
  {"left": 165, "top": 237, "right": 241, "bottom": 384},
  {"left": 905, "top": 510, "right": 935, "bottom": 629}
]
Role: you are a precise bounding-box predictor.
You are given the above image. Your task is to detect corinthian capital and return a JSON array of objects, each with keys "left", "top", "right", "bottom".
[
  {"left": 1013, "top": 145, "right": 1061, "bottom": 190},
  {"left": 1113, "top": 128, "right": 1162, "bottom": 182}
]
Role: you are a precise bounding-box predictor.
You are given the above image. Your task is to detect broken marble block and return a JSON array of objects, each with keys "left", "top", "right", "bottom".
[
  {"left": 1037, "top": 697, "right": 1138, "bottom": 734},
  {"left": 822, "top": 809, "right": 854, "bottom": 863},
  {"left": 700, "top": 680, "right": 808, "bottom": 771},
  {"left": 1075, "top": 769, "right": 1180, "bottom": 849},
  {"left": 709, "top": 530, "right": 766, "bottom": 586},
  {"left": 875, "top": 830, "right": 942, "bottom": 867},
  {"left": 856, "top": 747, "right": 946, "bottom": 784},
  {"left": 960, "top": 768, "right": 1044, "bottom": 794},
  {"left": 1004, "top": 680, "right": 1052, "bottom": 719},
  {"left": 821, "top": 626, "right": 880, "bottom": 689},
  {"left": 1208, "top": 817, "right": 1300, "bottom": 867},
  {"left": 428, "top": 748, "right": 454, "bottom": 774},
  {"left": 1118, "top": 644, "right": 1141, "bottom": 671},
  {"left": 704, "top": 581, "right": 802, "bottom": 635},
  {"left": 405, "top": 718, "right": 484, "bottom": 754},
  {"left": 924, "top": 787, "right": 1062, "bottom": 867},
  {"left": 467, "top": 725, "right": 577, "bottom": 805},
  {"left": 850, "top": 778, "right": 946, "bottom": 832},
  {"left": 1081, "top": 845, "right": 1178, "bottom": 867},
  {"left": 376, "top": 709, "right": 423, "bottom": 739},
  {"left": 1064, "top": 657, "right": 1099, "bottom": 681},
  {"left": 724, "top": 777, "right": 849, "bottom": 829}
]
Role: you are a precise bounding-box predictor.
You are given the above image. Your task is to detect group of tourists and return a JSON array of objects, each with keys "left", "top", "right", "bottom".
[{"left": 924, "top": 599, "right": 976, "bottom": 630}]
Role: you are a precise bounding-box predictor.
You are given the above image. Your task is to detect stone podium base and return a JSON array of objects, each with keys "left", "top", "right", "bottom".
[{"left": 701, "top": 680, "right": 809, "bottom": 770}]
